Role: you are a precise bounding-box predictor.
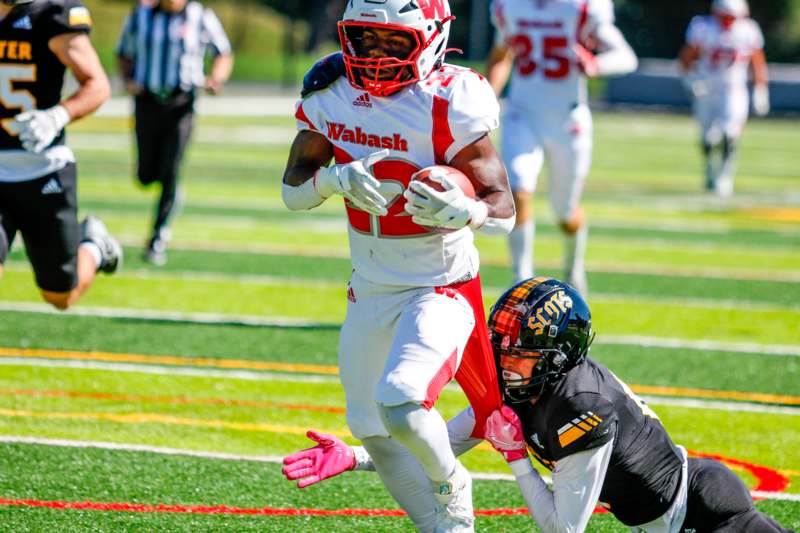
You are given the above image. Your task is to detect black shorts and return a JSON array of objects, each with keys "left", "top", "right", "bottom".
[
  {"left": 683, "top": 458, "right": 792, "bottom": 532},
  {"left": 0, "top": 164, "right": 80, "bottom": 292}
]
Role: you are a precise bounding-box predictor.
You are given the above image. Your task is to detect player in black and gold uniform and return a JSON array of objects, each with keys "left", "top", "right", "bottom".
[
  {"left": 0, "top": 0, "right": 121, "bottom": 310},
  {"left": 479, "top": 277, "right": 793, "bottom": 532},
  {"left": 280, "top": 278, "right": 794, "bottom": 533}
]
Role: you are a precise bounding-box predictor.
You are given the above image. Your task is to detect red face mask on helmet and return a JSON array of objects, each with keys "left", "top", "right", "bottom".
[
  {"left": 712, "top": 0, "right": 749, "bottom": 29},
  {"left": 338, "top": 0, "right": 455, "bottom": 97}
]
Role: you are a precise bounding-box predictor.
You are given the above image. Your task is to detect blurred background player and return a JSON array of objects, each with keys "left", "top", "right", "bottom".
[
  {"left": 486, "top": 0, "right": 637, "bottom": 295},
  {"left": 116, "top": 0, "right": 233, "bottom": 265},
  {"left": 281, "top": 0, "right": 515, "bottom": 530},
  {"left": 679, "top": 0, "right": 768, "bottom": 198},
  {"left": 284, "top": 277, "right": 795, "bottom": 533},
  {"left": 0, "top": 0, "right": 121, "bottom": 311}
]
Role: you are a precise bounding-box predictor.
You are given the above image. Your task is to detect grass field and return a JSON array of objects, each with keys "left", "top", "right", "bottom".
[{"left": 0, "top": 101, "right": 798, "bottom": 532}]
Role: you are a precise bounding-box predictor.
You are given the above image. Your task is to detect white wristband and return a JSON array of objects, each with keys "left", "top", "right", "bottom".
[
  {"left": 509, "top": 457, "right": 536, "bottom": 478},
  {"left": 352, "top": 445, "right": 375, "bottom": 471},
  {"left": 51, "top": 105, "right": 71, "bottom": 130},
  {"left": 281, "top": 178, "right": 325, "bottom": 211},
  {"left": 467, "top": 200, "right": 489, "bottom": 230}
]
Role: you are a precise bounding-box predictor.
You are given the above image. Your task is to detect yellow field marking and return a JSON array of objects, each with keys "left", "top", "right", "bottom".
[
  {"left": 631, "top": 384, "right": 800, "bottom": 407},
  {"left": 0, "top": 347, "right": 338, "bottom": 376},
  {"left": 3, "top": 346, "right": 800, "bottom": 406},
  {"left": 740, "top": 207, "right": 800, "bottom": 223},
  {"left": 0, "top": 407, "right": 351, "bottom": 438}
]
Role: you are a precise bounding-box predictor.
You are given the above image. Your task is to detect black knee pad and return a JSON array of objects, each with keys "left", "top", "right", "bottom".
[{"left": 722, "top": 136, "right": 738, "bottom": 159}]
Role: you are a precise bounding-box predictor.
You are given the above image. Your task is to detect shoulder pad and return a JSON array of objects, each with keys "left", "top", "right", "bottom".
[{"left": 301, "top": 52, "right": 345, "bottom": 98}]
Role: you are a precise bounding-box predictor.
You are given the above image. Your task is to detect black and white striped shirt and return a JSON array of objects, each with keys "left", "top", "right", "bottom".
[{"left": 116, "top": 1, "right": 231, "bottom": 96}]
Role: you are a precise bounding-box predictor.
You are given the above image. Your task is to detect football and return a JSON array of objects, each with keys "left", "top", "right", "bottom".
[
  {"left": 408, "top": 166, "right": 476, "bottom": 234},
  {"left": 410, "top": 165, "right": 476, "bottom": 199}
]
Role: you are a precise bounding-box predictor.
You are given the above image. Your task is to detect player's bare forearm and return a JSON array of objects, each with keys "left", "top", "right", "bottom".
[
  {"left": 283, "top": 130, "right": 334, "bottom": 186},
  {"left": 207, "top": 53, "right": 234, "bottom": 93},
  {"left": 450, "top": 136, "right": 514, "bottom": 219},
  {"left": 486, "top": 45, "right": 513, "bottom": 96},
  {"left": 751, "top": 49, "right": 768, "bottom": 86},
  {"left": 679, "top": 45, "right": 700, "bottom": 73},
  {"left": 50, "top": 33, "right": 110, "bottom": 121}
]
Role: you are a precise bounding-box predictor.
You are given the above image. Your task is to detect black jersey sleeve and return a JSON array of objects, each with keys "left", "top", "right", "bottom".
[
  {"left": 41, "top": 0, "right": 92, "bottom": 41},
  {"left": 545, "top": 392, "right": 617, "bottom": 462}
]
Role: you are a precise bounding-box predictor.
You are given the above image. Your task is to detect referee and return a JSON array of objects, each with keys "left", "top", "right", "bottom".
[{"left": 116, "top": 0, "right": 233, "bottom": 265}]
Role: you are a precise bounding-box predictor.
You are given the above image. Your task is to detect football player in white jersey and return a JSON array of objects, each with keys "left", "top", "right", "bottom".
[
  {"left": 679, "top": 0, "right": 769, "bottom": 197},
  {"left": 487, "top": 0, "right": 637, "bottom": 295},
  {"left": 280, "top": 1, "right": 515, "bottom": 531}
]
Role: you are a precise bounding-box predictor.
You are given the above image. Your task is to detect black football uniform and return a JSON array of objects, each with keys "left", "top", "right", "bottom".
[
  {"left": 0, "top": 0, "right": 92, "bottom": 291},
  {"left": 509, "top": 358, "right": 794, "bottom": 532},
  {"left": 510, "top": 357, "right": 684, "bottom": 526},
  {"left": 0, "top": 0, "right": 91, "bottom": 150}
]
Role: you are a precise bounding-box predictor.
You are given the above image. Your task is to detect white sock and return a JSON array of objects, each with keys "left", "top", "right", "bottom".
[
  {"left": 79, "top": 241, "right": 103, "bottom": 270},
  {"left": 509, "top": 220, "right": 534, "bottom": 282},
  {"left": 362, "top": 436, "right": 436, "bottom": 533},
  {"left": 564, "top": 224, "right": 588, "bottom": 276},
  {"left": 380, "top": 403, "right": 456, "bottom": 483}
]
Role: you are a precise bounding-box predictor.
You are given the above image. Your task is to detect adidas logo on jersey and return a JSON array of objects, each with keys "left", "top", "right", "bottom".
[
  {"left": 352, "top": 93, "right": 372, "bottom": 108},
  {"left": 41, "top": 178, "right": 63, "bottom": 195},
  {"left": 326, "top": 121, "right": 408, "bottom": 152},
  {"left": 12, "top": 15, "right": 32, "bottom": 30}
]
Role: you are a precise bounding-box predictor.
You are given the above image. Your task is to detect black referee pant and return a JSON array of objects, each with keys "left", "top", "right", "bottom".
[{"left": 134, "top": 90, "right": 195, "bottom": 240}]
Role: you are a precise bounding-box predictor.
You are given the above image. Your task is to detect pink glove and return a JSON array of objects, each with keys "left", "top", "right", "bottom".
[
  {"left": 281, "top": 431, "right": 355, "bottom": 488},
  {"left": 573, "top": 43, "right": 599, "bottom": 77},
  {"left": 484, "top": 406, "right": 528, "bottom": 462}
]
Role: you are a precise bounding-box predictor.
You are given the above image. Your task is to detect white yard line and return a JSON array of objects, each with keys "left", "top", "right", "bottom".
[
  {"left": 0, "top": 436, "right": 796, "bottom": 502},
  {"left": 1, "top": 301, "right": 798, "bottom": 357},
  {"left": 1, "top": 357, "right": 798, "bottom": 416}
]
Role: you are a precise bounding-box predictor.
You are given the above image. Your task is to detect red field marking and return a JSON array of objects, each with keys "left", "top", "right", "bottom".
[
  {"left": 688, "top": 450, "right": 790, "bottom": 493},
  {"left": 0, "top": 498, "right": 607, "bottom": 517},
  {"left": 0, "top": 388, "right": 345, "bottom": 414}
]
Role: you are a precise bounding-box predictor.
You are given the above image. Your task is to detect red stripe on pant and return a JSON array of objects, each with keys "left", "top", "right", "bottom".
[{"left": 423, "top": 274, "right": 502, "bottom": 438}]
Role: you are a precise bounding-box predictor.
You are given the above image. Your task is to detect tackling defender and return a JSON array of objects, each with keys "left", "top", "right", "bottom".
[
  {"left": 487, "top": 0, "right": 637, "bottom": 295},
  {"left": 0, "top": 0, "right": 121, "bottom": 310},
  {"left": 679, "top": 0, "right": 769, "bottom": 197},
  {"left": 280, "top": 0, "right": 515, "bottom": 531},
  {"left": 284, "top": 278, "right": 794, "bottom": 533}
]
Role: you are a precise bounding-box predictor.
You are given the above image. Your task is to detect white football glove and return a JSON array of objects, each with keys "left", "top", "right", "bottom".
[
  {"left": 314, "top": 149, "right": 389, "bottom": 216},
  {"left": 682, "top": 75, "right": 708, "bottom": 99},
  {"left": 752, "top": 84, "right": 770, "bottom": 117},
  {"left": 14, "top": 105, "right": 71, "bottom": 154},
  {"left": 403, "top": 168, "right": 488, "bottom": 231}
]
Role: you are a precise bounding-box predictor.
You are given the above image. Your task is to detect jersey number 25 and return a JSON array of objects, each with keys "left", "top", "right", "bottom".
[{"left": 510, "top": 34, "right": 571, "bottom": 79}]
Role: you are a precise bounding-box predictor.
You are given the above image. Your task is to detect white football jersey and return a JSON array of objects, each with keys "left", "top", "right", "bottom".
[
  {"left": 491, "top": 0, "right": 614, "bottom": 113},
  {"left": 686, "top": 15, "right": 764, "bottom": 89},
  {"left": 295, "top": 64, "right": 500, "bottom": 287}
]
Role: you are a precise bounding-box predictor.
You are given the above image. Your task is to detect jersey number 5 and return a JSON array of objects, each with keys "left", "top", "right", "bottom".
[
  {"left": 0, "top": 64, "right": 37, "bottom": 136},
  {"left": 509, "top": 34, "right": 571, "bottom": 79}
]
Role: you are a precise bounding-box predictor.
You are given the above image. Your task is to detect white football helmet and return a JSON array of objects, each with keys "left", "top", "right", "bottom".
[
  {"left": 338, "top": 0, "right": 455, "bottom": 97},
  {"left": 712, "top": 0, "right": 749, "bottom": 18}
]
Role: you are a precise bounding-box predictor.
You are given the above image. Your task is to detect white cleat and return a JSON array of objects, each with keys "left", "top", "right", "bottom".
[
  {"left": 80, "top": 215, "right": 122, "bottom": 274},
  {"left": 714, "top": 176, "right": 734, "bottom": 197},
  {"left": 432, "top": 462, "right": 474, "bottom": 533}
]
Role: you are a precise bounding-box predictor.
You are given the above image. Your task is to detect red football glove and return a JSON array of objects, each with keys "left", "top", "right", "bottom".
[
  {"left": 281, "top": 431, "right": 355, "bottom": 488},
  {"left": 484, "top": 406, "right": 528, "bottom": 462}
]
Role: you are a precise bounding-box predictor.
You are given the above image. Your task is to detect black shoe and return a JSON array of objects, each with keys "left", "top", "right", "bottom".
[{"left": 80, "top": 215, "right": 123, "bottom": 274}]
